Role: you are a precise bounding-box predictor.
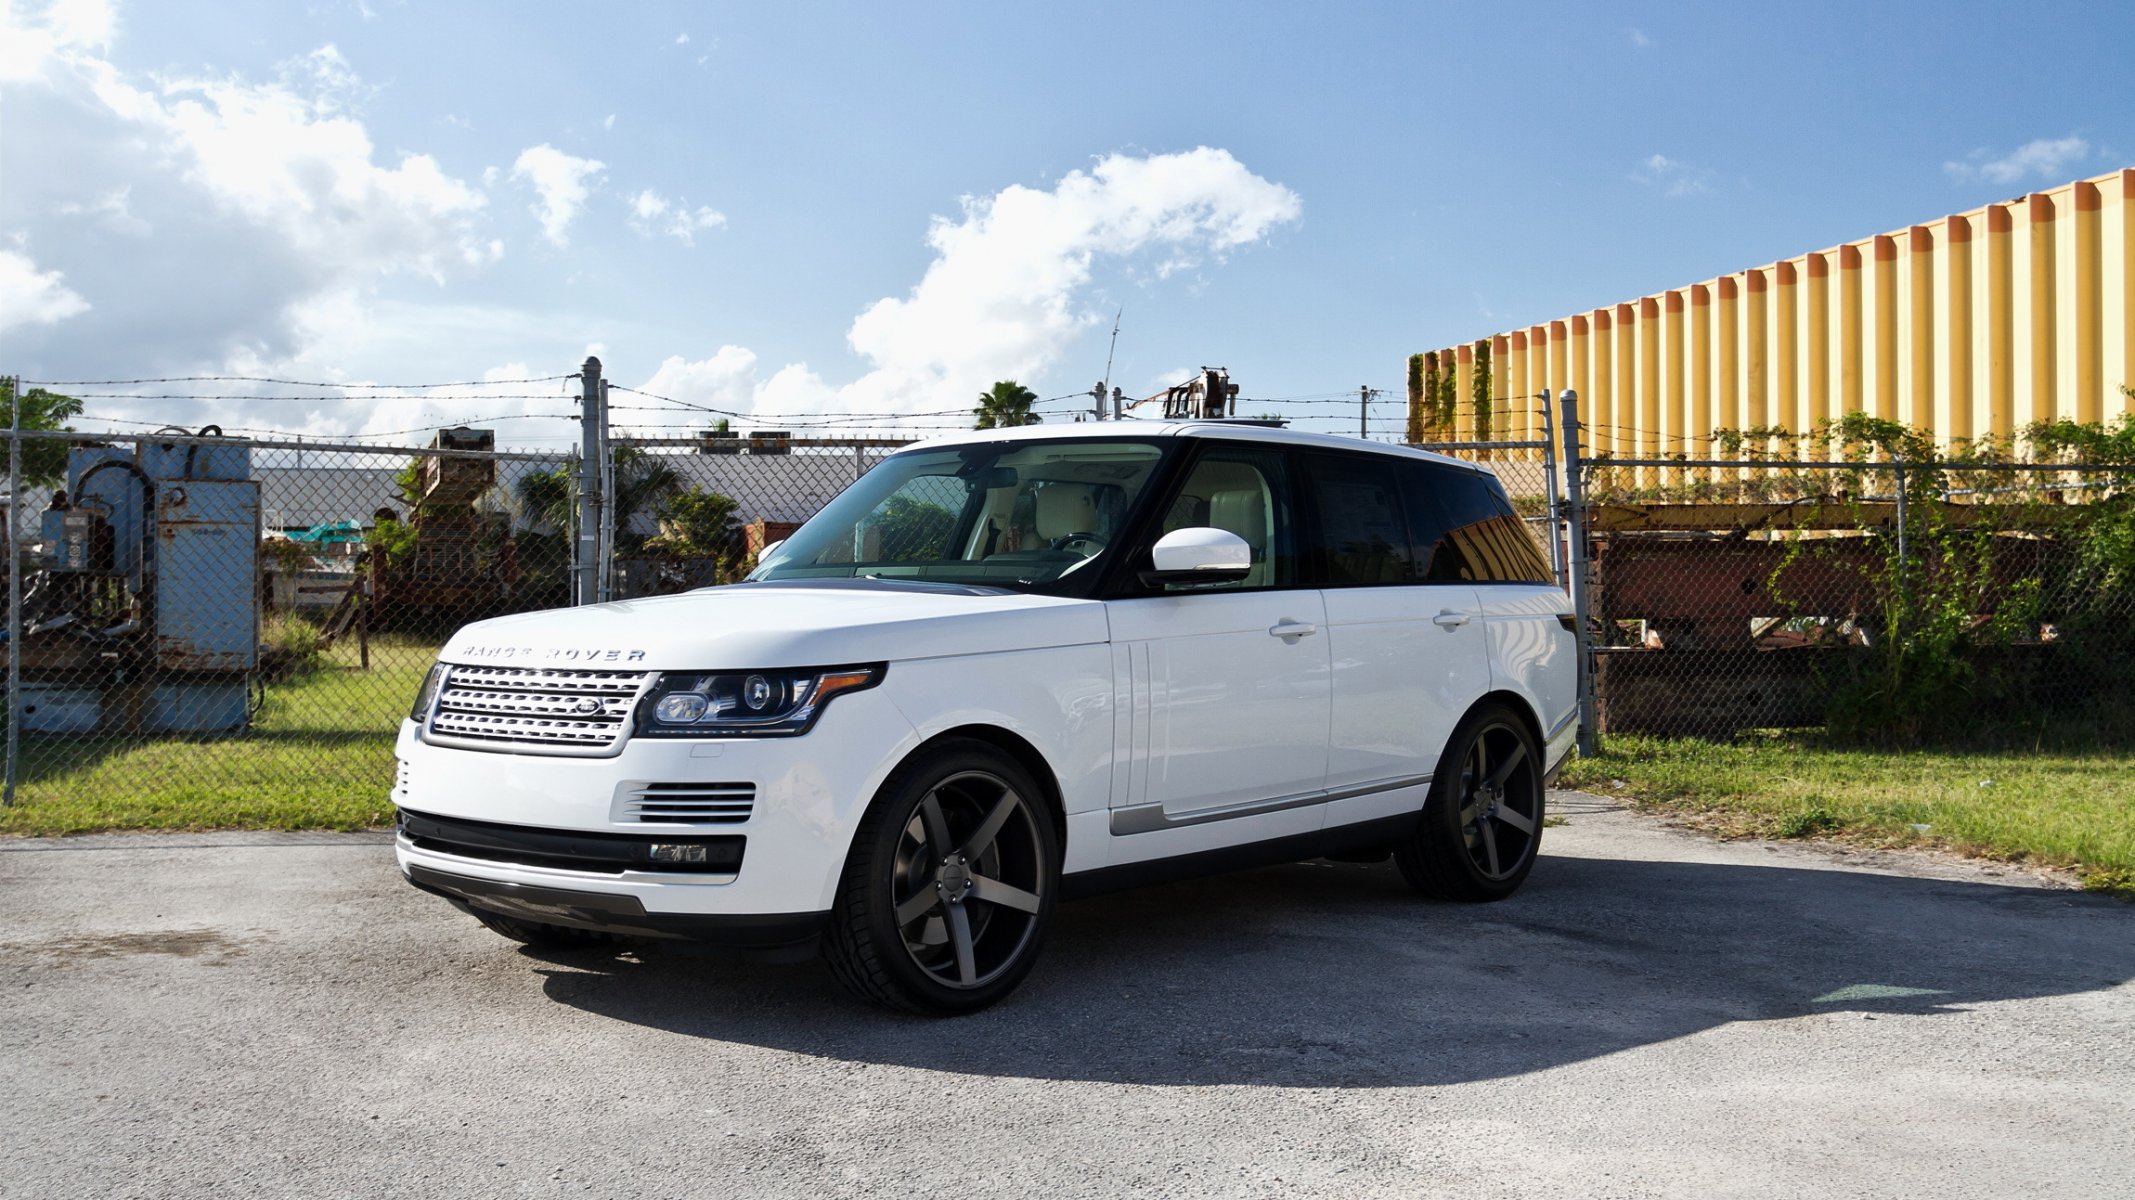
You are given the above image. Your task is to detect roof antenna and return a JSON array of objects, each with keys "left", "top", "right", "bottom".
[{"left": 1099, "top": 306, "right": 1123, "bottom": 418}]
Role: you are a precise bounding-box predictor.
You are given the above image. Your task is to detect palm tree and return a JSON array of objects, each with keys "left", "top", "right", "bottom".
[
  {"left": 974, "top": 380, "right": 1041, "bottom": 430},
  {"left": 0, "top": 381, "right": 83, "bottom": 488}
]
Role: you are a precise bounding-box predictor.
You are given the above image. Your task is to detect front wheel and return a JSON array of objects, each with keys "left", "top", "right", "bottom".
[
  {"left": 823, "top": 740, "right": 1059, "bottom": 1015},
  {"left": 1395, "top": 704, "right": 1546, "bottom": 901}
]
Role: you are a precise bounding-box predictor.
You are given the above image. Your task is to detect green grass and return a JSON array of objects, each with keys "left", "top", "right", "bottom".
[
  {"left": 0, "top": 633, "right": 437, "bottom": 836},
  {"left": 1559, "top": 734, "right": 2135, "bottom": 897}
]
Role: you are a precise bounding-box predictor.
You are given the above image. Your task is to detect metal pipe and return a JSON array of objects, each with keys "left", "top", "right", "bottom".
[
  {"left": 73, "top": 458, "right": 157, "bottom": 636},
  {"left": 6, "top": 377, "right": 19, "bottom": 807},
  {"left": 1538, "top": 391, "right": 1564, "bottom": 586},
  {"left": 1572, "top": 457, "right": 2121, "bottom": 471},
  {"left": 1557, "top": 389, "right": 1598, "bottom": 758}
]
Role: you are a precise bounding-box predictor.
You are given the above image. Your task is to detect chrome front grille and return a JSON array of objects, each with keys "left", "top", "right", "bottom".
[
  {"left": 619, "top": 781, "right": 757, "bottom": 824},
  {"left": 423, "top": 665, "right": 651, "bottom": 755}
]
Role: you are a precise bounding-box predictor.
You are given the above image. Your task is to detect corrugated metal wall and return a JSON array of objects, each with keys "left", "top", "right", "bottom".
[{"left": 1413, "top": 167, "right": 2134, "bottom": 464}]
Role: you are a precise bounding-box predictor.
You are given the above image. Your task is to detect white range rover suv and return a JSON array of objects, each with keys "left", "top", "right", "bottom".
[{"left": 395, "top": 422, "right": 1577, "bottom": 1013}]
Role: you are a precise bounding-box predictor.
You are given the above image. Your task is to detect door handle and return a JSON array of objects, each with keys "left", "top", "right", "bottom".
[
  {"left": 1433, "top": 610, "right": 1472, "bottom": 629},
  {"left": 1268, "top": 621, "right": 1318, "bottom": 641}
]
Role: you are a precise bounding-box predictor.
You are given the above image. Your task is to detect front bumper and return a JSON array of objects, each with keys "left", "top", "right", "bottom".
[
  {"left": 391, "top": 686, "right": 920, "bottom": 921},
  {"left": 403, "top": 859, "right": 827, "bottom": 948}
]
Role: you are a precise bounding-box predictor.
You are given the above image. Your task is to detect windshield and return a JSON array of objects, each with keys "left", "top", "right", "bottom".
[{"left": 749, "top": 438, "right": 1169, "bottom": 592}]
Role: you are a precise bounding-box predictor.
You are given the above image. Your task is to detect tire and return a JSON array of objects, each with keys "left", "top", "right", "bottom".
[
  {"left": 470, "top": 908, "right": 615, "bottom": 949},
  {"left": 1395, "top": 703, "right": 1546, "bottom": 901},
  {"left": 823, "top": 739, "right": 1060, "bottom": 1015}
]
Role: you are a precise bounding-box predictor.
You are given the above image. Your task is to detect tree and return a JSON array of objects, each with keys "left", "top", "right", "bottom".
[
  {"left": 509, "top": 449, "right": 678, "bottom": 552},
  {"left": 645, "top": 487, "right": 741, "bottom": 557},
  {"left": 874, "top": 495, "right": 956, "bottom": 562},
  {"left": 0, "top": 380, "right": 84, "bottom": 488},
  {"left": 974, "top": 380, "right": 1041, "bottom": 430}
]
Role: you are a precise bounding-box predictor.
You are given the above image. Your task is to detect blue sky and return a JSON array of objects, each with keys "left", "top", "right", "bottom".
[{"left": 2, "top": 0, "right": 2128, "bottom": 446}]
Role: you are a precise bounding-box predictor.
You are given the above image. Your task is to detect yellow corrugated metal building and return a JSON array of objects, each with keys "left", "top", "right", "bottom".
[{"left": 1414, "top": 167, "right": 2134, "bottom": 462}]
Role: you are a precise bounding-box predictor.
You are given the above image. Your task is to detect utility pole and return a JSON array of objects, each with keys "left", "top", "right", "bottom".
[
  {"left": 1359, "top": 385, "right": 1372, "bottom": 439},
  {"left": 1111, "top": 387, "right": 1125, "bottom": 421},
  {"left": 575, "top": 356, "right": 605, "bottom": 607},
  {"left": 1091, "top": 381, "right": 1107, "bottom": 423}
]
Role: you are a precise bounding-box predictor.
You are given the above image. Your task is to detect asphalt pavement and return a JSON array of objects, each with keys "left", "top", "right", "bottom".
[{"left": 3, "top": 793, "right": 2130, "bottom": 1199}]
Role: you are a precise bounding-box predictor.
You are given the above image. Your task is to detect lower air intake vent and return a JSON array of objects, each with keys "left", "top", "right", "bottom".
[{"left": 619, "top": 781, "right": 756, "bottom": 824}]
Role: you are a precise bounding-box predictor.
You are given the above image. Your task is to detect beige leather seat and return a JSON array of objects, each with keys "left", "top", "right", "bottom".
[
  {"left": 1034, "top": 483, "right": 1099, "bottom": 549},
  {"left": 1208, "top": 486, "right": 1269, "bottom": 586}
]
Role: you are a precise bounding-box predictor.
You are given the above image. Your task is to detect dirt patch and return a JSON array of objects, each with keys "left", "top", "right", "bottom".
[{"left": 3, "top": 928, "right": 256, "bottom": 964}]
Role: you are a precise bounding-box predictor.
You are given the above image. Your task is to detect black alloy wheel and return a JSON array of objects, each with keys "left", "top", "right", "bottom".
[
  {"left": 1395, "top": 703, "right": 1546, "bottom": 901},
  {"left": 824, "top": 739, "right": 1059, "bottom": 1014}
]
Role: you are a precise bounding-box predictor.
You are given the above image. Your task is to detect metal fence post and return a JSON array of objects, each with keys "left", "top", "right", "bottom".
[
  {"left": 1556, "top": 388, "right": 1598, "bottom": 757},
  {"left": 574, "top": 357, "right": 604, "bottom": 606},
  {"left": 5, "top": 377, "right": 19, "bottom": 807},
  {"left": 1892, "top": 457, "right": 1908, "bottom": 587},
  {"left": 597, "top": 382, "right": 618, "bottom": 605},
  {"left": 1538, "top": 390, "right": 1565, "bottom": 586}
]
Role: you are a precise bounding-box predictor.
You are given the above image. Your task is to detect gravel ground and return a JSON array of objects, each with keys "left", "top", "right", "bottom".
[{"left": 2, "top": 792, "right": 2129, "bottom": 1200}]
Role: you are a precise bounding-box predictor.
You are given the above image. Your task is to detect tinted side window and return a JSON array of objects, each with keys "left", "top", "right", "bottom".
[
  {"left": 1399, "top": 463, "right": 1554, "bottom": 584},
  {"left": 1150, "top": 447, "right": 1297, "bottom": 591},
  {"left": 1302, "top": 454, "right": 1412, "bottom": 586}
]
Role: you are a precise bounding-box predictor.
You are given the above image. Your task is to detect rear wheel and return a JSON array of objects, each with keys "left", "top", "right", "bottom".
[
  {"left": 823, "top": 739, "right": 1059, "bottom": 1015},
  {"left": 1395, "top": 703, "right": 1545, "bottom": 901},
  {"left": 470, "top": 909, "right": 614, "bottom": 949}
]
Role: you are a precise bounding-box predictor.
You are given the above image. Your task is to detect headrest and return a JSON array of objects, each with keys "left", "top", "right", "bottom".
[
  {"left": 1034, "top": 484, "right": 1098, "bottom": 540},
  {"left": 1209, "top": 487, "right": 1266, "bottom": 549}
]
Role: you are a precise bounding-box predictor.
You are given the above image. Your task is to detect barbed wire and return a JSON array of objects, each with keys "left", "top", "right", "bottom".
[
  {"left": 74, "top": 413, "right": 580, "bottom": 441},
  {"left": 20, "top": 374, "right": 577, "bottom": 389},
  {"left": 55, "top": 392, "right": 576, "bottom": 403}
]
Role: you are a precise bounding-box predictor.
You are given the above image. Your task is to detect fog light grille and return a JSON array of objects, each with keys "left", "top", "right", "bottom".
[{"left": 620, "top": 782, "right": 756, "bottom": 824}]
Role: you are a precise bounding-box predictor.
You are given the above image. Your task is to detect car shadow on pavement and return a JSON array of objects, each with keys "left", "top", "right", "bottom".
[{"left": 526, "top": 850, "right": 2135, "bottom": 1088}]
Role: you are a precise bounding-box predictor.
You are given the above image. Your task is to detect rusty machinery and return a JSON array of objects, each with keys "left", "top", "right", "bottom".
[
  {"left": 1124, "top": 368, "right": 1242, "bottom": 421},
  {"left": 14, "top": 429, "right": 260, "bottom": 735}
]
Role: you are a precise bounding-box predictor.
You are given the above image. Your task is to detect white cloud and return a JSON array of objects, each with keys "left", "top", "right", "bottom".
[
  {"left": 0, "top": 246, "right": 91, "bottom": 332},
  {"left": 0, "top": 16, "right": 499, "bottom": 380},
  {"left": 511, "top": 143, "right": 603, "bottom": 246},
  {"left": 636, "top": 147, "right": 1301, "bottom": 432},
  {"left": 628, "top": 188, "right": 726, "bottom": 244},
  {"left": 1944, "top": 136, "right": 2091, "bottom": 186},
  {"left": 602, "top": 112, "right": 615, "bottom": 130},
  {"left": 673, "top": 33, "right": 689, "bottom": 46},
  {"left": 1628, "top": 28, "right": 1651, "bottom": 49},
  {"left": 1631, "top": 153, "right": 1714, "bottom": 197},
  {"left": 637, "top": 346, "right": 760, "bottom": 417}
]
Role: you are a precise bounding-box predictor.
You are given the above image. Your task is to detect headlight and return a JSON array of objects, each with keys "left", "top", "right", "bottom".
[
  {"left": 409, "top": 663, "right": 449, "bottom": 723},
  {"left": 635, "top": 665, "right": 883, "bottom": 738}
]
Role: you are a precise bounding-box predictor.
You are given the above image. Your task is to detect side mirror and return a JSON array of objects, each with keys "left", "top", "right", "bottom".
[
  {"left": 745, "top": 539, "right": 787, "bottom": 582},
  {"left": 1139, "top": 527, "right": 1251, "bottom": 587}
]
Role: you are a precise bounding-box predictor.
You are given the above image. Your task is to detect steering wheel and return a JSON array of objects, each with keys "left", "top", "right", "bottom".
[{"left": 1049, "top": 531, "right": 1107, "bottom": 554}]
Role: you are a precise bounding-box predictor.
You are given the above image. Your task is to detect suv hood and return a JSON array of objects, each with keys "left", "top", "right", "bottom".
[{"left": 438, "top": 581, "right": 1108, "bottom": 669}]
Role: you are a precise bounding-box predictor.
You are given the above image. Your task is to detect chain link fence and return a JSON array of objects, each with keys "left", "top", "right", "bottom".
[
  {"left": 0, "top": 426, "right": 914, "bottom": 822},
  {"left": 1577, "top": 455, "right": 2135, "bottom": 742},
  {"left": 23, "top": 398, "right": 2114, "bottom": 823}
]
